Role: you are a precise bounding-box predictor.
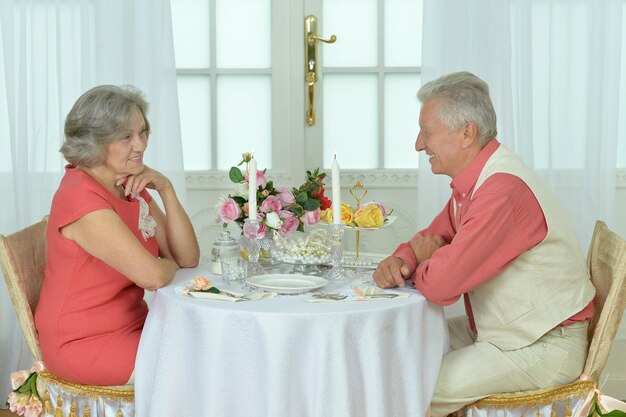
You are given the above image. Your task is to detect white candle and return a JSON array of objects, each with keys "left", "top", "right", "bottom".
[
  {"left": 331, "top": 152, "right": 341, "bottom": 224},
  {"left": 248, "top": 157, "right": 257, "bottom": 220}
]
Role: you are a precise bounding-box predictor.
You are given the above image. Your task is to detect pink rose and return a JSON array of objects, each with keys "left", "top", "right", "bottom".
[
  {"left": 241, "top": 152, "right": 252, "bottom": 163},
  {"left": 24, "top": 396, "right": 42, "bottom": 417},
  {"left": 260, "top": 196, "right": 282, "bottom": 213},
  {"left": 191, "top": 276, "right": 213, "bottom": 291},
  {"left": 244, "top": 221, "right": 267, "bottom": 239},
  {"left": 10, "top": 370, "right": 29, "bottom": 390},
  {"left": 359, "top": 201, "right": 388, "bottom": 218},
  {"left": 300, "top": 208, "right": 321, "bottom": 225},
  {"left": 218, "top": 198, "right": 242, "bottom": 222},
  {"left": 245, "top": 169, "right": 268, "bottom": 189},
  {"left": 279, "top": 216, "right": 300, "bottom": 236},
  {"left": 275, "top": 187, "right": 296, "bottom": 204},
  {"left": 8, "top": 392, "right": 28, "bottom": 414}
]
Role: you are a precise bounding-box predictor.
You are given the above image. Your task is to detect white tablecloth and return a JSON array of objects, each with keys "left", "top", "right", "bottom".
[{"left": 135, "top": 265, "right": 449, "bottom": 417}]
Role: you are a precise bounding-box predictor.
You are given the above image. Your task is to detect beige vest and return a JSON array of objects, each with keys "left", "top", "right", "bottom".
[{"left": 467, "top": 145, "right": 595, "bottom": 350}]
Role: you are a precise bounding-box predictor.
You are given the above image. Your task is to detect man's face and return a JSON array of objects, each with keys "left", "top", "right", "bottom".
[{"left": 415, "top": 99, "right": 466, "bottom": 178}]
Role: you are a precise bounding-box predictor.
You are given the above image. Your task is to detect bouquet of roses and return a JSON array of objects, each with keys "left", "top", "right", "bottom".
[
  {"left": 321, "top": 201, "right": 390, "bottom": 228},
  {"left": 6, "top": 362, "right": 44, "bottom": 417},
  {"left": 217, "top": 153, "right": 332, "bottom": 238}
]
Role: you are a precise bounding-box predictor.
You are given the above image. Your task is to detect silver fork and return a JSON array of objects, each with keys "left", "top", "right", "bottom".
[{"left": 311, "top": 293, "right": 348, "bottom": 300}]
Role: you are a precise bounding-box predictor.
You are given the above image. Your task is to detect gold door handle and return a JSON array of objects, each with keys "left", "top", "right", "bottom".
[
  {"left": 308, "top": 34, "right": 337, "bottom": 45},
  {"left": 305, "top": 15, "right": 336, "bottom": 126}
]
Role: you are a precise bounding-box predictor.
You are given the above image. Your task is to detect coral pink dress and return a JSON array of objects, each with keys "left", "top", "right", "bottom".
[{"left": 35, "top": 165, "right": 158, "bottom": 385}]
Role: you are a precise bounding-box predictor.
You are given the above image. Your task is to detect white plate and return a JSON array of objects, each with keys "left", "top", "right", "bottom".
[{"left": 246, "top": 274, "right": 328, "bottom": 294}]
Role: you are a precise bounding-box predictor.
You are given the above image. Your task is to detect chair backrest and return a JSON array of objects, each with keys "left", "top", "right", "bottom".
[
  {"left": 0, "top": 216, "right": 48, "bottom": 361},
  {"left": 583, "top": 220, "right": 626, "bottom": 382}
]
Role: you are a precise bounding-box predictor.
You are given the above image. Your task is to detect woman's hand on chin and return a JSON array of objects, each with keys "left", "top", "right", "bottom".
[{"left": 116, "top": 166, "right": 172, "bottom": 197}]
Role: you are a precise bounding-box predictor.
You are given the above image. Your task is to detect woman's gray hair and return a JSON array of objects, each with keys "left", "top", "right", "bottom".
[
  {"left": 417, "top": 71, "right": 497, "bottom": 146},
  {"left": 60, "top": 85, "right": 151, "bottom": 167}
]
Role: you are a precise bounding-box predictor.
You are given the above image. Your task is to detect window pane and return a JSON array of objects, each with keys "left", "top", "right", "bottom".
[
  {"left": 171, "top": 0, "right": 210, "bottom": 68},
  {"left": 216, "top": 75, "right": 271, "bottom": 169},
  {"left": 323, "top": 74, "right": 377, "bottom": 169},
  {"left": 178, "top": 76, "right": 211, "bottom": 170},
  {"left": 323, "top": 0, "right": 377, "bottom": 67},
  {"left": 385, "top": 0, "right": 422, "bottom": 66},
  {"left": 216, "top": 0, "right": 271, "bottom": 68},
  {"left": 384, "top": 74, "right": 421, "bottom": 168}
]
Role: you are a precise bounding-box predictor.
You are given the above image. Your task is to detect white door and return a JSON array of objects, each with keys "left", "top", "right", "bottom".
[{"left": 172, "top": 0, "right": 424, "bottom": 262}]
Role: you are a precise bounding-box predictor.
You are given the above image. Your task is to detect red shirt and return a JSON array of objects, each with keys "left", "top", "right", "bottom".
[
  {"left": 394, "top": 140, "right": 593, "bottom": 331},
  {"left": 35, "top": 166, "right": 158, "bottom": 385}
]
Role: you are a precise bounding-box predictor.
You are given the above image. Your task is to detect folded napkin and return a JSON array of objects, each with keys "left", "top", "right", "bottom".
[
  {"left": 186, "top": 288, "right": 276, "bottom": 302},
  {"left": 180, "top": 277, "right": 277, "bottom": 302},
  {"left": 305, "top": 286, "right": 410, "bottom": 303}
]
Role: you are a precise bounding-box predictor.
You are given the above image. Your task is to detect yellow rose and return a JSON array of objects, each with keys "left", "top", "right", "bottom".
[
  {"left": 353, "top": 204, "right": 384, "bottom": 228},
  {"left": 321, "top": 208, "right": 333, "bottom": 223},
  {"left": 321, "top": 203, "right": 354, "bottom": 224},
  {"left": 340, "top": 203, "right": 354, "bottom": 225}
]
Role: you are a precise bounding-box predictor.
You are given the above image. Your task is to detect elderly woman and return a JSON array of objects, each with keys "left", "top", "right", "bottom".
[{"left": 35, "top": 85, "right": 199, "bottom": 385}]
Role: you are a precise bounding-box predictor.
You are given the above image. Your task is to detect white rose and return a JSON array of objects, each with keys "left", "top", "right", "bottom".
[
  {"left": 236, "top": 183, "right": 249, "bottom": 197},
  {"left": 265, "top": 211, "right": 283, "bottom": 229}
]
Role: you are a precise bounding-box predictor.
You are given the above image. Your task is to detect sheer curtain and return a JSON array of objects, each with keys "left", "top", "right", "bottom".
[
  {"left": 418, "top": 0, "right": 623, "bottom": 251},
  {"left": 0, "top": 0, "right": 184, "bottom": 400}
]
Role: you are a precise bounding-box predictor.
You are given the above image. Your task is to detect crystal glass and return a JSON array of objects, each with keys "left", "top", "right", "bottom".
[
  {"left": 326, "top": 224, "right": 346, "bottom": 281},
  {"left": 221, "top": 255, "right": 248, "bottom": 285},
  {"left": 273, "top": 229, "right": 332, "bottom": 276},
  {"left": 242, "top": 218, "right": 265, "bottom": 276}
]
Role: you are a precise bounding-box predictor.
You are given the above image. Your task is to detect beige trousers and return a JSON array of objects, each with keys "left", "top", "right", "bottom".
[{"left": 430, "top": 316, "right": 589, "bottom": 417}]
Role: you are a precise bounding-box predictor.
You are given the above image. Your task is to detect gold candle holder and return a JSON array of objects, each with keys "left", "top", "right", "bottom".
[{"left": 349, "top": 181, "right": 368, "bottom": 259}]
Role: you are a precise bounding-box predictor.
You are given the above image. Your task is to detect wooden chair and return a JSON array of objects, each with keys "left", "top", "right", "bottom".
[
  {"left": 460, "top": 220, "right": 626, "bottom": 417},
  {"left": 0, "top": 216, "right": 135, "bottom": 417}
]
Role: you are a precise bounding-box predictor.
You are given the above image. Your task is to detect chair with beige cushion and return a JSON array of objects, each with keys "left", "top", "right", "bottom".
[
  {"left": 459, "top": 220, "right": 626, "bottom": 417},
  {"left": 0, "top": 216, "right": 135, "bottom": 417}
]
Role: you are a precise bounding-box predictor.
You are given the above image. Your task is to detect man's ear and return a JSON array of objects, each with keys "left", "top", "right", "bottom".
[{"left": 460, "top": 123, "right": 479, "bottom": 148}]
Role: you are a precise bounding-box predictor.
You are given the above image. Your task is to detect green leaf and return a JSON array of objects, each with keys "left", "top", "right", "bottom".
[
  {"left": 232, "top": 196, "right": 247, "bottom": 206},
  {"left": 602, "top": 411, "right": 626, "bottom": 417},
  {"left": 199, "top": 287, "right": 220, "bottom": 294},
  {"left": 15, "top": 372, "right": 36, "bottom": 394},
  {"left": 303, "top": 198, "right": 321, "bottom": 211},
  {"left": 29, "top": 373, "right": 38, "bottom": 398},
  {"left": 229, "top": 167, "right": 244, "bottom": 183},
  {"left": 296, "top": 192, "right": 308, "bottom": 205}
]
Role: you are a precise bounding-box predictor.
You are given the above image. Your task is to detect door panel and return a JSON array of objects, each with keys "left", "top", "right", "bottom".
[{"left": 180, "top": 0, "right": 422, "bottom": 262}]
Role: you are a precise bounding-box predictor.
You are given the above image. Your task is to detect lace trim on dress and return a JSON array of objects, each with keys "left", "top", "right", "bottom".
[{"left": 137, "top": 195, "right": 157, "bottom": 241}]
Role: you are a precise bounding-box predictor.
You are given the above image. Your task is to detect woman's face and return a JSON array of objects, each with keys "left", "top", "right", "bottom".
[{"left": 102, "top": 111, "right": 148, "bottom": 180}]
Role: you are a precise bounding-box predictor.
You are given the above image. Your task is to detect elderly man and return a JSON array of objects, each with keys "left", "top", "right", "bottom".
[{"left": 373, "top": 71, "right": 595, "bottom": 417}]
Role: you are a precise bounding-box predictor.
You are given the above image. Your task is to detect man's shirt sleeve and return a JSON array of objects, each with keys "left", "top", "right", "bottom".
[{"left": 392, "top": 198, "right": 457, "bottom": 273}]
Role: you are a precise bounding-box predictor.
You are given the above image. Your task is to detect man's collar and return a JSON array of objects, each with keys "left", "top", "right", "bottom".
[{"left": 450, "top": 139, "right": 500, "bottom": 196}]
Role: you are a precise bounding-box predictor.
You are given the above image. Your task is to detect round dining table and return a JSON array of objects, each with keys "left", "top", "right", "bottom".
[{"left": 134, "top": 264, "right": 449, "bottom": 417}]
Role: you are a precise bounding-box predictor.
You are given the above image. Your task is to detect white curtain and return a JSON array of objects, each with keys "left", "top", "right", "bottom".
[
  {"left": 418, "top": 0, "right": 623, "bottom": 251},
  {"left": 0, "top": 0, "right": 184, "bottom": 400}
]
